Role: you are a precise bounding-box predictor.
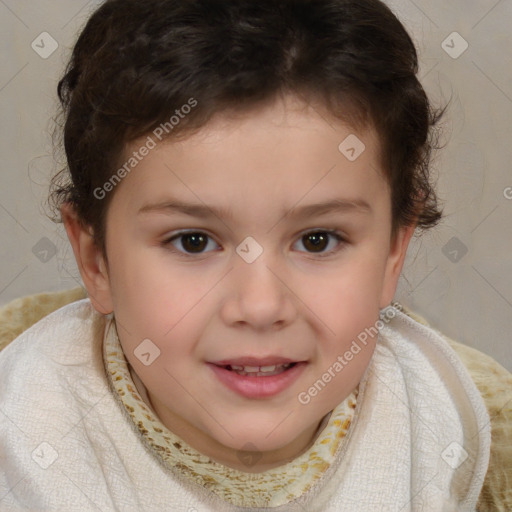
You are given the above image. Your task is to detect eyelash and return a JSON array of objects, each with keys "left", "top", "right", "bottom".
[{"left": 161, "top": 229, "right": 348, "bottom": 259}]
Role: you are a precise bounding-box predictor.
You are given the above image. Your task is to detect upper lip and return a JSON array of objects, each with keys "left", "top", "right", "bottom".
[{"left": 210, "top": 356, "right": 304, "bottom": 367}]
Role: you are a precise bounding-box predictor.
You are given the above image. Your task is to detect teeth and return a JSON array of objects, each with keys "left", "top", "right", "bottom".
[
  {"left": 226, "top": 363, "right": 293, "bottom": 376},
  {"left": 243, "top": 366, "right": 263, "bottom": 372}
]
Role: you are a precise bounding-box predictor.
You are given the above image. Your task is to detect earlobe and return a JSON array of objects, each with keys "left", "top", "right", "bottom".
[
  {"left": 61, "top": 202, "right": 114, "bottom": 314},
  {"left": 379, "top": 224, "right": 416, "bottom": 309}
]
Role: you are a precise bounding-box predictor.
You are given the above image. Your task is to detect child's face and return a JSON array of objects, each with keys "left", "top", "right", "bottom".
[{"left": 73, "top": 94, "right": 413, "bottom": 472}]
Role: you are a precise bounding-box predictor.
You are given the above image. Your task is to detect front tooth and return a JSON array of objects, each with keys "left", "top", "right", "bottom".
[
  {"left": 243, "top": 366, "right": 261, "bottom": 372},
  {"left": 241, "top": 365, "right": 281, "bottom": 372}
]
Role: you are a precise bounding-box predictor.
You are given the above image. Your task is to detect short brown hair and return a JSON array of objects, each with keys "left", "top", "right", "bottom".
[{"left": 49, "top": 0, "right": 447, "bottom": 257}]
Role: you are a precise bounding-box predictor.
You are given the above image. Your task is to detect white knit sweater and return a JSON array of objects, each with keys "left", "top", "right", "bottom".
[{"left": 0, "top": 299, "right": 490, "bottom": 511}]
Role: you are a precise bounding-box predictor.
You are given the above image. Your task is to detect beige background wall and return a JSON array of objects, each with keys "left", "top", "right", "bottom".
[{"left": 1, "top": 0, "right": 511, "bottom": 370}]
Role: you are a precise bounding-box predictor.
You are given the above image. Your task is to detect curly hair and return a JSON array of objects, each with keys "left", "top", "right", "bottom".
[{"left": 49, "top": 0, "right": 447, "bottom": 258}]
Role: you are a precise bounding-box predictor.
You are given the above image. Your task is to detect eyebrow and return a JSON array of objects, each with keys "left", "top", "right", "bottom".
[{"left": 137, "top": 197, "right": 372, "bottom": 220}]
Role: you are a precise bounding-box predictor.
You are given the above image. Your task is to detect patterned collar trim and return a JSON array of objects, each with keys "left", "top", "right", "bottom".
[{"left": 103, "top": 316, "right": 358, "bottom": 508}]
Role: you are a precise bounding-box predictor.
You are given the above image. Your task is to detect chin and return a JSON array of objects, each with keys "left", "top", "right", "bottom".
[{"left": 219, "top": 429, "right": 292, "bottom": 453}]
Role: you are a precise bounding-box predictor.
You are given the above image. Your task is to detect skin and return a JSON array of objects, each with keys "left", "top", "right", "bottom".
[{"left": 62, "top": 93, "right": 415, "bottom": 473}]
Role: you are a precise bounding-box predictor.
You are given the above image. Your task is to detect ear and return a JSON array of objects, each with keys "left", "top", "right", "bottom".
[
  {"left": 379, "top": 223, "right": 416, "bottom": 308},
  {"left": 61, "top": 202, "right": 114, "bottom": 314}
]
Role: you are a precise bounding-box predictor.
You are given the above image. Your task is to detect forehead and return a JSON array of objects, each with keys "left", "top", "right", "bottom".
[
  {"left": 113, "top": 94, "right": 388, "bottom": 218},
  {"left": 163, "top": 94, "right": 381, "bottom": 164}
]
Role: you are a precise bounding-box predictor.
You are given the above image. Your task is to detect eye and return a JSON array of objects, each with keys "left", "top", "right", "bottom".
[
  {"left": 293, "top": 230, "right": 346, "bottom": 257},
  {"left": 163, "top": 231, "right": 219, "bottom": 255}
]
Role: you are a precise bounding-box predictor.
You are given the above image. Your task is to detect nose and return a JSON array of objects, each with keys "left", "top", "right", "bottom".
[{"left": 220, "top": 250, "right": 297, "bottom": 331}]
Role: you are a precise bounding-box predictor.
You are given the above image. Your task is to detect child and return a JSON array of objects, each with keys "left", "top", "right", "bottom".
[{"left": 0, "top": 0, "right": 495, "bottom": 510}]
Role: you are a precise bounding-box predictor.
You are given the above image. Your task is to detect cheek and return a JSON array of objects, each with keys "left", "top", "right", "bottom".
[
  {"left": 314, "top": 254, "right": 386, "bottom": 315},
  {"left": 107, "top": 244, "right": 170, "bottom": 331},
  {"left": 297, "top": 255, "right": 388, "bottom": 365},
  {"left": 109, "top": 247, "right": 212, "bottom": 344}
]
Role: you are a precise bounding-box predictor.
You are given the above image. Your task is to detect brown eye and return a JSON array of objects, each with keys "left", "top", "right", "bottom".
[
  {"left": 164, "top": 231, "right": 218, "bottom": 254},
  {"left": 294, "top": 230, "right": 346, "bottom": 256},
  {"left": 181, "top": 233, "right": 208, "bottom": 252},
  {"left": 303, "top": 232, "right": 329, "bottom": 252}
]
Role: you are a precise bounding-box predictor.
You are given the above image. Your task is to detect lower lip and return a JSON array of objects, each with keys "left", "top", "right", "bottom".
[{"left": 207, "top": 362, "right": 307, "bottom": 398}]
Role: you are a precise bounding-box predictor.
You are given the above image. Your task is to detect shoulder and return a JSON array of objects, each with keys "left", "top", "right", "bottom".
[
  {"left": 0, "top": 297, "right": 106, "bottom": 391},
  {"left": 0, "top": 287, "right": 88, "bottom": 352},
  {"left": 445, "top": 336, "right": 512, "bottom": 512},
  {"left": 401, "top": 307, "right": 512, "bottom": 512},
  {"left": 0, "top": 296, "right": 108, "bottom": 439},
  {"left": 0, "top": 298, "right": 122, "bottom": 509}
]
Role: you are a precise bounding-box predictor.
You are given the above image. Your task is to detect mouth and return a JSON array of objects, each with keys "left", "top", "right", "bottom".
[{"left": 207, "top": 360, "right": 308, "bottom": 398}]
